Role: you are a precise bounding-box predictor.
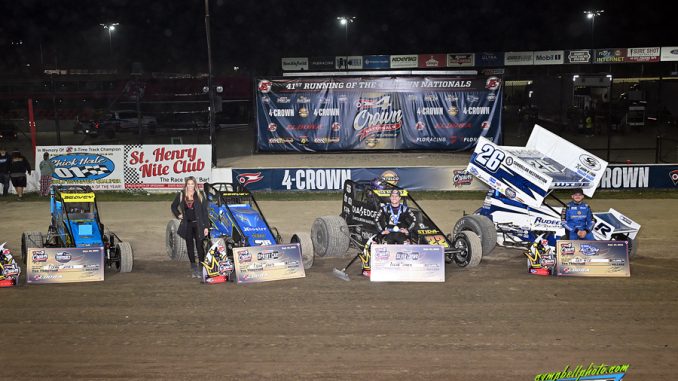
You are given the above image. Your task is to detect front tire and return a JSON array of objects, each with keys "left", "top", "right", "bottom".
[
  {"left": 291, "top": 232, "right": 314, "bottom": 270},
  {"left": 116, "top": 242, "right": 134, "bottom": 273},
  {"left": 311, "top": 216, "right": 350, "bottom": 258},
  {"left": 453, "top": 215, "right": 497, "bottom": 256},
  {"left": 21, "top": 231, "right": 44, "bottom": 265},
  {"left": 451, "top": 231, "right": 483, "bottom": 268}
]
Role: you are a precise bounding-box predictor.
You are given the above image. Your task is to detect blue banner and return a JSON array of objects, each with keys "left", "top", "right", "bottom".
[
  {"left": 255, "top": 76, "right": 502, "bottom": 152},
  {"left": 476, "top": 52, "right": 504, "bottom": 67},
  {"left": 232, "top": 167, "right": 489, "bottom": 191},
  {"left": 363, "top": 55, "right": 390, "bottom": 69},
  {"left": 598, "top": 164, "right": 678, "bottom": 189}
]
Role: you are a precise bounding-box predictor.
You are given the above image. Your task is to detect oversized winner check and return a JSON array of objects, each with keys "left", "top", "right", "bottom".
[
  {"left": 27, "top": 247, "right": 104, "bottom": 284},
  {"left": 370, "top": 244, "right": 445, "bottom": 282},
  {"left": 232, "top": 243, "right": 305, "bottom": 284},
  {"left": 556, "top": 240, "right": 630, "bottom": 277}
]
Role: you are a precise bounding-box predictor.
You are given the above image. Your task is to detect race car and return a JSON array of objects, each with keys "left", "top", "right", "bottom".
[
  {"left": 312, "top": 179, "right": 484, "bottom": 279},
  {"left": 0, "top": 242, "right": 21, "bottom": 287},
  {"left": 165, "top": 182, "right": 313, "bottom": 283},
  {"left": 21, "top": 186, "right": 133, "bottom": 274},
  {"left": 455, "top": 124, "right": 641, "bottom": 260}
]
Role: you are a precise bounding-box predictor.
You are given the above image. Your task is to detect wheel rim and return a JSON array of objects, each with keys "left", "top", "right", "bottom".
[
  {"left": 314, "top": 221, "right": 328, "bottom": 253},
  {"left": 454, "top": 235, "right": 470, "bottom": 267}
]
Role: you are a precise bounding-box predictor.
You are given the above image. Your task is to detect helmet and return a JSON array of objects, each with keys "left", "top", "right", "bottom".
[{"left": 371, "top": 178, "right": 385, "bottom": 190}]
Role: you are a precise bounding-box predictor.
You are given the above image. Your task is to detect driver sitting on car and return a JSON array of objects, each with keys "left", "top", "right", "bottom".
[{"left": 375, "top": 189, "right": 417, "bottom": 244}]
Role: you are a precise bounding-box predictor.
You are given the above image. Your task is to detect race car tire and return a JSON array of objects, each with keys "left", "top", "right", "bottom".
[
  {"left": 117, "top": 241, "right": 134, "bottom": 273},
  {"left": 165, "top": 219, "right": 181, "bottom": 259},
  {"left": 451, "top": 231, "right": 482, "bottom": 268},
  {"left": 291, "top": 231, "right": 314, "bottom": 269},
  {"left": 626, "top": 237, "right": 638, "bottom": 259},
  {"left": 21, "top": 231, "right": 44, "bottom": 265},
  {"left": 453, "top": 215, "right": 496, "bottom": 256},
  {"left": 311, "top": 216, "right": 350, "bottom": 258}
]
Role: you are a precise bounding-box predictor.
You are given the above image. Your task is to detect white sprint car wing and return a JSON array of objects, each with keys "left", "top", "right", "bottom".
[{"left": 467, "top": 125, "right": 608, "bottom": 208}]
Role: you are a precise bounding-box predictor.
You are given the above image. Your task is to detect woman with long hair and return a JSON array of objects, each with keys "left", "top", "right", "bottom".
[{"left": 171, "top": 176, "right": 210, "bottom": 277}]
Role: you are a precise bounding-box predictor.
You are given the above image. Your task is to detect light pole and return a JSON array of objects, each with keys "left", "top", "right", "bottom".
[
  {"left": 583, "top": 10, "right": 603, "bottom": 52},
  {"left": 204, "top": 0, "right": 217, "bottom": 166},
  {"left": 337, "top": 16, "right": 355, "bottom": 70},
  {"left": 100, "top": 23, "right": 119, "bottom": 65}
]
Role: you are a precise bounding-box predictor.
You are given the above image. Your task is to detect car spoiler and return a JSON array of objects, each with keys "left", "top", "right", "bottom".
[{"left": 467, "top": 124, "right": 608, "bottom": 208}]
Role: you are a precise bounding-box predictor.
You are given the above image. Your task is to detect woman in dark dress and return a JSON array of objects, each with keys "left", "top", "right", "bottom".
[{"left": 171, "top": 176, "right": 209, "bottom": 277}]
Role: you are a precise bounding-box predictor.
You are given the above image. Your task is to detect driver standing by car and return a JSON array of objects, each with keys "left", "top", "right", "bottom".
[
  {"left": 561, "top": 188, "right": 595, "bottom": 240},
  {"left": 375, "top": 189, "right": 417, "bottom": 244}
]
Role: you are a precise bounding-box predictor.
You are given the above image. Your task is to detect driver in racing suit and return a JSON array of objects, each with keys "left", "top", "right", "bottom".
[
  {"left": 561, "top": 188, "right": 595, "bottom": 240},
  {"left": 361, "top": 189, "right": 417, "bottom": 277}
]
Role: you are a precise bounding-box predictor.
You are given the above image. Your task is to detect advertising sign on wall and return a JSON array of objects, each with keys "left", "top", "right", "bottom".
[
  {"left": 504, "top": 51, "right": 534, "bottom": 66},
  {"left": 475, "top": 52, "right": 504, "bottom": 67},
  {"left": 281, "top": 57, "right": 309, "bottom": 71},
  {"left": 594, "top": 49, "right": 627, "bottom": 63},
  {"left": 390, "top": 54, "right": 419, "bottom": 68},
  {"left": 533, "top": 50, "right": 565, "bottom": 65},
  {"left": 418, "top": 54, "right": 446, "bottom": 68},
  {"left": 256, "top": 76, "right": 502, "bottom": 152},
  {"left": 598, "top": 164, "right": 678, "bottom": 189},
  {"left": 446, "top": 53, "right": 475, "bottom": 67},
  {"left": 661, "top": 46, "right": 678, "bottom": 61},
  {"left": 308, "top": 56, "right": 336, "bottom": 70},
  {"left": 363, "top": 55, "right": 390, "bottom": 69},
  {"left": 565, "top": 50, "right": 592, "bottom": 64},
  {"left": 626, "top": 47, "right": 660, "bottom": 62},
  {"left": 36, "top": 146, "right": 125, "bottom": 190},
  {"left": 36, "top": 145, "right": 212, "bottom": 191}
]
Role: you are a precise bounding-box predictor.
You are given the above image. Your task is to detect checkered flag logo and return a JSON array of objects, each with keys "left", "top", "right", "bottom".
[
  {"left": 124, "top": 145, "right": 142, "bottom": 186},
  {"left": 80, "top": 165, "right": 110, "bottom": 177}
]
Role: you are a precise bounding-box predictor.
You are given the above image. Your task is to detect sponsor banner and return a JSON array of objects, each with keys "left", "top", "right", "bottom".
[
  {"left": 446, "top": 53, "right": 475, "bottom": 67},
  {"left": 504, "top": 51, "right": 534, "bottom": 66},
  {"left": 335, "top": 56, "right": 363, "bottom": 70},
  {"left": 281, "top": 57, "right": 309, "bottom": 71},
  {"left": 256, "top": 76, "right": 502, "bottom": 152},
  {"left": 36, "top": 146, "right": 125, "bottom": 190},
  {"left": 626, "top": 47, "right": 660, "bottom": 62},
  {"left": 370, "top": 244, "right": 445, "bottom": 282},
  {"left": 594, "top": 48, "right": 627, "bottom": 64},
  {"left": 123, "top": 145, "right": 212, "bottom": 189},
  {"left": 309, "top": 56, "right": 336, "bottom": 70},
  {"left": 598, "top": 164, "right": 678, "bottom": 189},
  {"left": 418, "top": 54, "right": 446, "bottom": 68},
  {"left": 232, "top": 167, "right": 489, "bottom": 191},
  {"left": 533, "top": 50, "right": 564, "bottom": 65},
  {"left": 476, "top": 52, "right": 504, "bottom": 67},
  {"left": 661, "top": 46, "right": 678, "bottom": 62},
  {"left": 232, "top": 244, "right": 305, "bottom": 284},
  {"left": 556, "top": 240, "right": 630, "bottom": 277},
  {"left": 27, "top": 247, "right": 104, "bottom": 284},
  {"left": 363, "top": 55, "right": 390, "bottom": 69},
  {"left": 390, "top": 54, "right": 419, "bottom": 68},
  {"left": 565, "top": 49, "right": 592, "bottom": 64}
]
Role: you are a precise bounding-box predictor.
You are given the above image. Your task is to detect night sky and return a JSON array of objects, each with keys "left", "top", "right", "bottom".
[{"left": 0, "top": 0, "right": 674, "bottom": 75}]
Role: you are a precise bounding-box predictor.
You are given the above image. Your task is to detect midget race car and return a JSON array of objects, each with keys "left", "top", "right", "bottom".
[
  {"left": 165, "top": 182, "right": 313, "bottom": 283},
  {"left": 0, "top": 242, "right": 21, "bottom": 287},
  {"left": 21, "top": 186, "right": 134, "bottom": 275},
  {"left": 454, "top": 125, "right": 641, "bottom": 272},
  {"left": 312, "top": 179, "right": 483, "bottom": 279}
]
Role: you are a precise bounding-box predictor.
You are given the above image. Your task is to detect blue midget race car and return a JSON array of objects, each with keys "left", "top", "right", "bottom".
[
  {"left": 165, "top": 182, "right": 313, "bottom": 283},
  {"left": 454, "top": 125, "right": 641, "bottom": 267}
]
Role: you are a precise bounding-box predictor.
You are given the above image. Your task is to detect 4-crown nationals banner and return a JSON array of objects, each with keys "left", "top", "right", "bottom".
[{"left": 256, "top": 76, "right": 502, "bottom": 152}]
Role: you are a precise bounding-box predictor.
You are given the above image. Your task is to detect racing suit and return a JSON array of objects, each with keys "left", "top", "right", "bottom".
[
  {"left": 561, "top": 201, "right": 594, "bottom": 240},
  {"left": 375, "top": 203, "right": 416, "bottom": 244}
]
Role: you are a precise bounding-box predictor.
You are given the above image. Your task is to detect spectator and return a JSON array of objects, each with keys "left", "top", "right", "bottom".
[
  {"left": 9, "top": 150, "right": 31, "bottom": 200},
  {"left": 170, "top": 176, "right": 209, "bottom": 278},
  {"left": 39, "top": 152, "right": 56, "bottom": 196},
  {"left": 0, "top": 147, "right": 10, "bottom": 197}
]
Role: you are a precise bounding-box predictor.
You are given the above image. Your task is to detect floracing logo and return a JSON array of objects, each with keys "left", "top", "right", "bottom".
[
  {"left": 534, "top": 363, "right": 629, "bottom": 381},
  {"left": 257, "top": 80, "right": 272, "bottom": 93},
  {"left": 485, "top": 76, "right": 501, "bottom": 91},
  {"left": 579, "top": 154, "right": 601, "bottom": 171},
  {"left": 237, "top": 172, "right": 264, "bottom": 186},
  {"left": 670, "top": 169, "right": 678, "bottom": 185},
  {"left": 453, "top": 170, "right": 473, "bottom": 187}
]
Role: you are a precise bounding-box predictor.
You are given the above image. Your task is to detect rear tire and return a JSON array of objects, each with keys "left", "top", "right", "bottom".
[
  {"left": 117, "top": 242, "right": 134, "bottom": 273},
  {"left": 165, "top": 220, "right": 180, "bottom": 259},
  {"left": 311, "top": 216, "right": 350, "bottom": 258},
  {"left": 626, "top": 237, "right": 638, "bottom": 259},
  {"left": 453, "top": 215, "right": 497, "bottom": 256},
  {"left": 21, "top": 231, "right": 44, "bottom": 265},
  {"left": 451, "top": 231, "right": 482, "bottom": 268},
  {"left": 291, "top": 232, "right": 314, "bottom": 270}
]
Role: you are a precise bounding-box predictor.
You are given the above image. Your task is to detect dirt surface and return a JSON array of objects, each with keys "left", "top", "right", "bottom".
[{"left": 2, "top": 198, "right": 677, "bottom": 380}]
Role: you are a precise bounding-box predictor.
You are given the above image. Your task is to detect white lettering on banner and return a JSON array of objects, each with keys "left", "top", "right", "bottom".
[
  {"left": 463, "top": 106, "right": 490, "bottom": 115},
  {"left": 600, "top": 167, "right": 649, "bottom": 189},
  {"left": 269, "top": 109, "right": 295, "bottom": 117},
  {"left": 314, "top": 108, "right": 340, "bottom": 116},
  {"left": 419, "top": 107, "right": 443, "bottom": 115},
  {"left": 628, "top": 47, "right": 660, "bottom": 57},
  {"left": 303, "top": 82, "right": 345, "bottom": 90},
  {"left": 281, "top": 169, "right": 351, "bottom": 190}
]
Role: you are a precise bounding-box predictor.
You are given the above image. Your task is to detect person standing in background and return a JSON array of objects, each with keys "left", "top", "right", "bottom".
[
  {"left": 9, "top": 150, "right": 31, "bottom": 200},
  {"left": 0, "top": 147, "right": 10, "bottom": 197},
  {"left": 39, "top": 152, "right": 56, "bottom": 196}
]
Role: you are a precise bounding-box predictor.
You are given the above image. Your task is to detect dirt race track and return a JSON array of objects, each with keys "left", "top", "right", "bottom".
[{"left": 2, "top": 198, "right": 677, "bottom": 380}]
